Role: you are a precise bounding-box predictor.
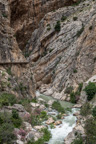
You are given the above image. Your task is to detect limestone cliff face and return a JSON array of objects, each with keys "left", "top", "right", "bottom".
[
  {"left": 0, "top": 0, "right": 36, "bottom": 98},
  {"left": 26, "top": 0, "right": 96, "bottom": 100},
  {"left": 9, "top": 0, "right": 75, "bottom": 50},
  {"left": 0, "top": 0, "right": 26, "bottom": 63},
  {"left": 0, "top": 0, "right": 96, "bottom": 101}
]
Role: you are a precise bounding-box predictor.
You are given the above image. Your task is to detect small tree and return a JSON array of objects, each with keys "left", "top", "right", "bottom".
[
  {"left": 85, "top": 118, "right": 96, "bottom": 143},
  {"left": 11, "top": 110, "right": 22, "bottom": 128},
  {"left": 84, "top": 82, "right": 96, "bottom": 101},
  {"left": 70, "top": 92, "right": 76, "bottom": 103},
  {"left": 54, "top": 21, "right": 61, "bottom": 32},
  {"left": 0, "top": 112, "right": 16, "bottom": 144}
]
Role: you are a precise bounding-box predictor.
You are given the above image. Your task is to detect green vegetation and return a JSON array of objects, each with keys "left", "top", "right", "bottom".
[
  {"left": 52, "top": 101, "right": 65, "bottom": 113},
  {"left": 76, "top": 26, "right": 84, "bottom": 37},
  {"left": 70, "top": 83, "right": 83, "bottom": 103},
  {"left": 84, "top": 82, "right": 96, "bottom": 101},
  {"left": 40, "top": 111, "right": 48, "bottom": 120},
  {"left": 80, "top": 102, "right": 91, "bottom": 116},
  {"left": 6, "top": 67, "right": 12, "bottom": 75},
  {"left": 65, "top": 86, "right": 73, "bottom": 94},
  {"left": 78, "top": 83, "right": 83, "bottom": 93},
  {"left": 11, "top": 109, "right": 22, "bottom": 128},
  {"left": 0, "top": 112, "right": 19, "bottom": 144},
  {"left": 73, "top": 17, "right": 78, "bottom": 21},
  {"left": 0, "top": 93, "right": 17, "bottom": 107},
  {"left": 92, "top": 106, "right": 96, "bottom": 117},
  {"left": 28, "top": 128, "right": 51, "bottom": 144},
  {"left": 57, "top": 114, "right": 62, "bottom": 119},
  {"left": 2, "top": 13, "right": 8, "bottom": 18},
  {"left": 89, "top": 26, "right": 93, "bottom": 30},
  {"left": 54, "top": 21, "right": 61, "bottom": 32},
  {"left": 19, "top": 82, "right": 27, "bottom": 92},
  {"left": 50, "top": 124, "right": 55, "bottom": 129},
  {"left": 85, "top": 117, "right": 96, "bottom": 143},
  {"left": 73, "top": 69, "right": 77, "bottom": 73},
  {"left": 47, "top": 24, "right": 51, "bottom": 31},
  {"left": 71, "top": 136, "right": 83, "bottom": 144},
  {"left": 61, "top": 15, "right": 67, "bottom": 22},
  {"left": 70, "top": 92, "right": 76, "bottom": 103}
]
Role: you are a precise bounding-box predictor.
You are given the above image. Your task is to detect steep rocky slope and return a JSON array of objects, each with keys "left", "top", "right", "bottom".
[
  {"left": 26, "top": 0, "right": 96, "bottom": 100},
  {"left": 0, "top": 0, "right": 35, "bottom": 98}
]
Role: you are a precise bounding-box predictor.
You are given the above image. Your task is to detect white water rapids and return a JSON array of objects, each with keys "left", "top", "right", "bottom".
[
  {"left": 48, "top": 108, "right": 77, "bottom": 144},
  {"left": 36, "top": 91, "right": 78, "bottom": 144}
]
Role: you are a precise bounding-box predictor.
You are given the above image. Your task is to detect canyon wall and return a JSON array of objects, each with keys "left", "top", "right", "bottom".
[
  {"left": 9, "top": 0, "right": 75, "bottom": 50},
  {"left": 26, "top": 0, "right": 96, "bottom": 100}
]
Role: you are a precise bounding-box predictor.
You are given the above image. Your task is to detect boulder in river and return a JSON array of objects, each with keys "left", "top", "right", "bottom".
[
  {"left": 73, "top": 111, "right": 80, "bottom": 116},
  {"left": 30, "top": 103, "right": 40, "bottom": 108},
  {"left": 54, "top": 120, "right": 62, "bottom": 125},
  {"left": 46, "top": 117, "right": 54, "bottom": 125}
]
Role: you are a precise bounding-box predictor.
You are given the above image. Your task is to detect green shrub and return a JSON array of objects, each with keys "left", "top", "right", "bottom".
[
  {"left": 40, "top": 111, "right": 48, "bottom": 120},
  {"left": 41, "top": 128, "right": 52, "bottom": 141},
  {"left": 19, "top": 82, "right": 27, "bottom": 92},
  {"left": 76, "top": 26, "right": 84, "bottom": 37},
  {"left": 0, "top": 123, "right": 16, "bottom": 144},
  {"left": 73, "top": 17, "right": 78, "bottom": 21},
  {"left": 70, "top": 92, "right": 76, "bottom": 103},
  {"left": 11, "top": 110, "right": 22, "bottom": 128},
  {"left": 73, "top": 69, "right": 77, "bottom": 73},
  {"left": 57, "top": 114, "right": 62, "bottom": 119},
  {"left": 61, "top": 15, "right": 67, "bottom": 22},
  {"left": 0, "top": 112, "right": 16, "bottom": 144},
  {"left": 54, "top": 21, "right": 61, "bottom": 32},
  {"left": 80, "top": 102, "right": 91, "bottom": 116},
  {"left": 84, "top": 82, "right": 96, "bottom": 101},
  {"left": 71, "top": 136, "right": 83, "bottom": 144},
  {"left": 85, "top": 117, "right": 96, "bottom": 143},
  {"left": 6, "top": 67, "right": 12, "bottom": 75},
  {"left": 28, "top": 128, "right": 51, "bottom": 144},
  {"left": 30, "top": 114, "right": 41, "bottom": 126},
  {"left": 0, "top": 93, "right": 17, "bottom": 107},
  {"left": 89, "top": 26, "right": 93, "bottom": 30},
  {"left": 50, "top": 124, "right": 55, "bottom": 129},
  {"left": 78, "top": 83, "right": 83, "bottom": 93},
  {"left": 65, "top": 86, "right": 73, "bottom": 94},
  {"left": 52, "top": 101, "right": 65, "bottom": 113},
  {"left": 45, "top": 103, "right": 49, "bottom": 108},
  {"left": 92, "top": 106, "right": 96, "bottom": 117}
]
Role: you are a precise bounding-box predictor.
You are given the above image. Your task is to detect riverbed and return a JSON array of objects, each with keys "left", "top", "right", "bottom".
[{"left": 37, "top": 92, "right": 78, "bottom": 144}]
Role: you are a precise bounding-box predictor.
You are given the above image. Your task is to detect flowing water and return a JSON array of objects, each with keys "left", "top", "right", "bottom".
[
  {"left": 48, "top": 108, "right": 77, "bottom": 144},
  {"left": 36, "top": 92, "right": 78, "bottom": 144}
]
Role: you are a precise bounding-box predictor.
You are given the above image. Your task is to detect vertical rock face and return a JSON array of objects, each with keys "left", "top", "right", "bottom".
[
  {"left": 25, "top": 0, "right": 96, "bottom": 100},
  {"left": 0, "top": 0, "right": 36, "bottom": 98},
  {"left": 0, "top": 0, "right": 26, "bottom": 63},
  {"left": 9, "top": 0, "right": 75, "bottom": 50}
]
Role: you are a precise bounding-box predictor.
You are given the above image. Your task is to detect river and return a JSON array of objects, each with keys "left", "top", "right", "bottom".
[{"left": 36, "top": 92, "right": 78, "bottom": 144}]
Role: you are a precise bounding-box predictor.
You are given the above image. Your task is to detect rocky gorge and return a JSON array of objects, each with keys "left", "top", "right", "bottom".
[{"left": 0, "top": 0, "right": 96, "bottom": 143}]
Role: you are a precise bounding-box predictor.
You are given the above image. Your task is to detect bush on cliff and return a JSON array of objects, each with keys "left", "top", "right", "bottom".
[
  {"left": 0, "top": 112, "right": 16, "bottom": 144},
  {"left": 0, "top": 93, "right": 17, "bottom": 107},
  {"left": 55, "top": 21, "right": 61, "bottom": 32},
  {"left": 84, "top": 82, "right": 96, "bottom": 101}
]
